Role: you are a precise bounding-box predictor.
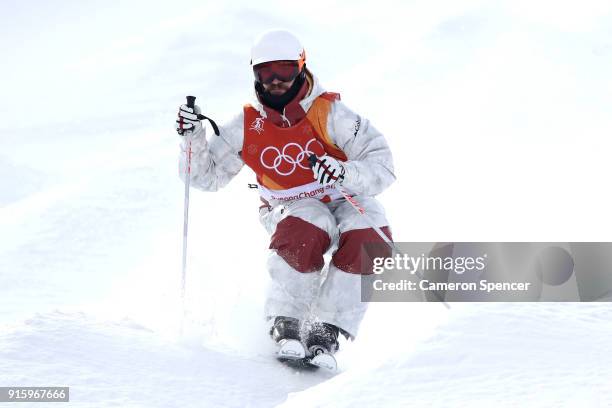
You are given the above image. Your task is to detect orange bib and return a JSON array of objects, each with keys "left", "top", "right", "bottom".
[{"left": 242, "top": 93, "right": 347, "bottom": 202}]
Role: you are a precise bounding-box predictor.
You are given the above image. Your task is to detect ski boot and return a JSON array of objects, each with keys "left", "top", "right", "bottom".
[
  {"left": 270, "top": 316, "right": 306, "bottom": 360},
  {"left": 304, "top": 322, "right": 340, "bottom": 372}
]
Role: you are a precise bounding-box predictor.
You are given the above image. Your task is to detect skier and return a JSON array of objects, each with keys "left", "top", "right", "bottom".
[{"left": 175, "top": 30, "right": 395, "bottom": 368}]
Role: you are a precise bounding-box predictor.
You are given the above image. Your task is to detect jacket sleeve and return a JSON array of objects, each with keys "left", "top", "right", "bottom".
[
  {"left": 328, "top": 101, "right": 396, "bottom": 196},
  {"left": 178, "top": 112, "right": 245, "bottom": 191}
]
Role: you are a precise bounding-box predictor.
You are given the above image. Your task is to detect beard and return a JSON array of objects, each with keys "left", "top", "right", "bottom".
[{"left": 255, "top": 70, "right": 306, "bottom": 112}]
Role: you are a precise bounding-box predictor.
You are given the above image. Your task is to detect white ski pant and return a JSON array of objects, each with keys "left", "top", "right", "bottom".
[{"left": 260, "top": 197, "right": 391, "bottom": 338}]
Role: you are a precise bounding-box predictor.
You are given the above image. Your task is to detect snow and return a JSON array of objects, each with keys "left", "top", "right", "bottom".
[
  {"left": 0, "top": 311, "right": 330, "bottom": 407},
  {"left": 282, "top": 304, "right": 612, "bottom": 407},
  {"left": 1, "top": 1, "right": 612, "bottom": 407}
]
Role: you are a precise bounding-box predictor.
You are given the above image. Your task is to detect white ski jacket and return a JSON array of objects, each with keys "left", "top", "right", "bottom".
[{"left": 179, "top": 73, "right": 396, "bottom": 204}]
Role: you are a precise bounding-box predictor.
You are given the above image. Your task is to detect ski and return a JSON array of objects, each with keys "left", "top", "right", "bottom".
[
  {"left": 276, "top": 340, "right": 337, "bottom": 372},
  {"left": 308, "top": 350, "right": 337, "bottom": 372},
  {"left": 277, "top": 339, "right": 306, "bottom": 360}
]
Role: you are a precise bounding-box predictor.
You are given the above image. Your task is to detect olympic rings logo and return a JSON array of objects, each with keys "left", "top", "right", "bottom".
[{"left": 260, "top": 138, "right": 324, "bottom": 176}]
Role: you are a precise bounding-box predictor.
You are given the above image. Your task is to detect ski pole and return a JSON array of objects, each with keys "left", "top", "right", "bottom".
[
  {"left": 180, "top": 95, "right": 196, "bottom": 304},
  {"left": 308, "top": 155, "right": 450, "bottom": 308},
  {"left": 338, "top": 186, "right": 450, "bottom": 308}
]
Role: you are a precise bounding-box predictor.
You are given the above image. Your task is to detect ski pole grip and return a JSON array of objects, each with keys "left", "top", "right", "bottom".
[
  {"left": 186, "top": 95, "right": 196, "bottom": 109},
  {"left": 308, "top": 154, "right": 318, "bottom": 168}
]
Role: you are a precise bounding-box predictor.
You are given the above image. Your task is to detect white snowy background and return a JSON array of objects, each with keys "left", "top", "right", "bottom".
[{"left": 1, "top": 0, "right": 612, "bottom": 406}]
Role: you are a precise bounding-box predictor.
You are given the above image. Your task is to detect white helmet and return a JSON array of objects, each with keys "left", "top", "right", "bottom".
[{"left": 250, "top": 29, "right": 306, "bottom": 69}]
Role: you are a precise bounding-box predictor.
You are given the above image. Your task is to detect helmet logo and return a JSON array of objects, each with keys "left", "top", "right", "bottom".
[{"left": 250, "top": 117, "right": 265, "bottom": 134}]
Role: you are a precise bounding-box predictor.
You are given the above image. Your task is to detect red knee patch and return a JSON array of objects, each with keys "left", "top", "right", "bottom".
[
  {"left": 332, "top": 226, "right": 392, "bottom": 274},
  {"left": 270, "top": 216, "right": 331, "bottom": 273}
]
